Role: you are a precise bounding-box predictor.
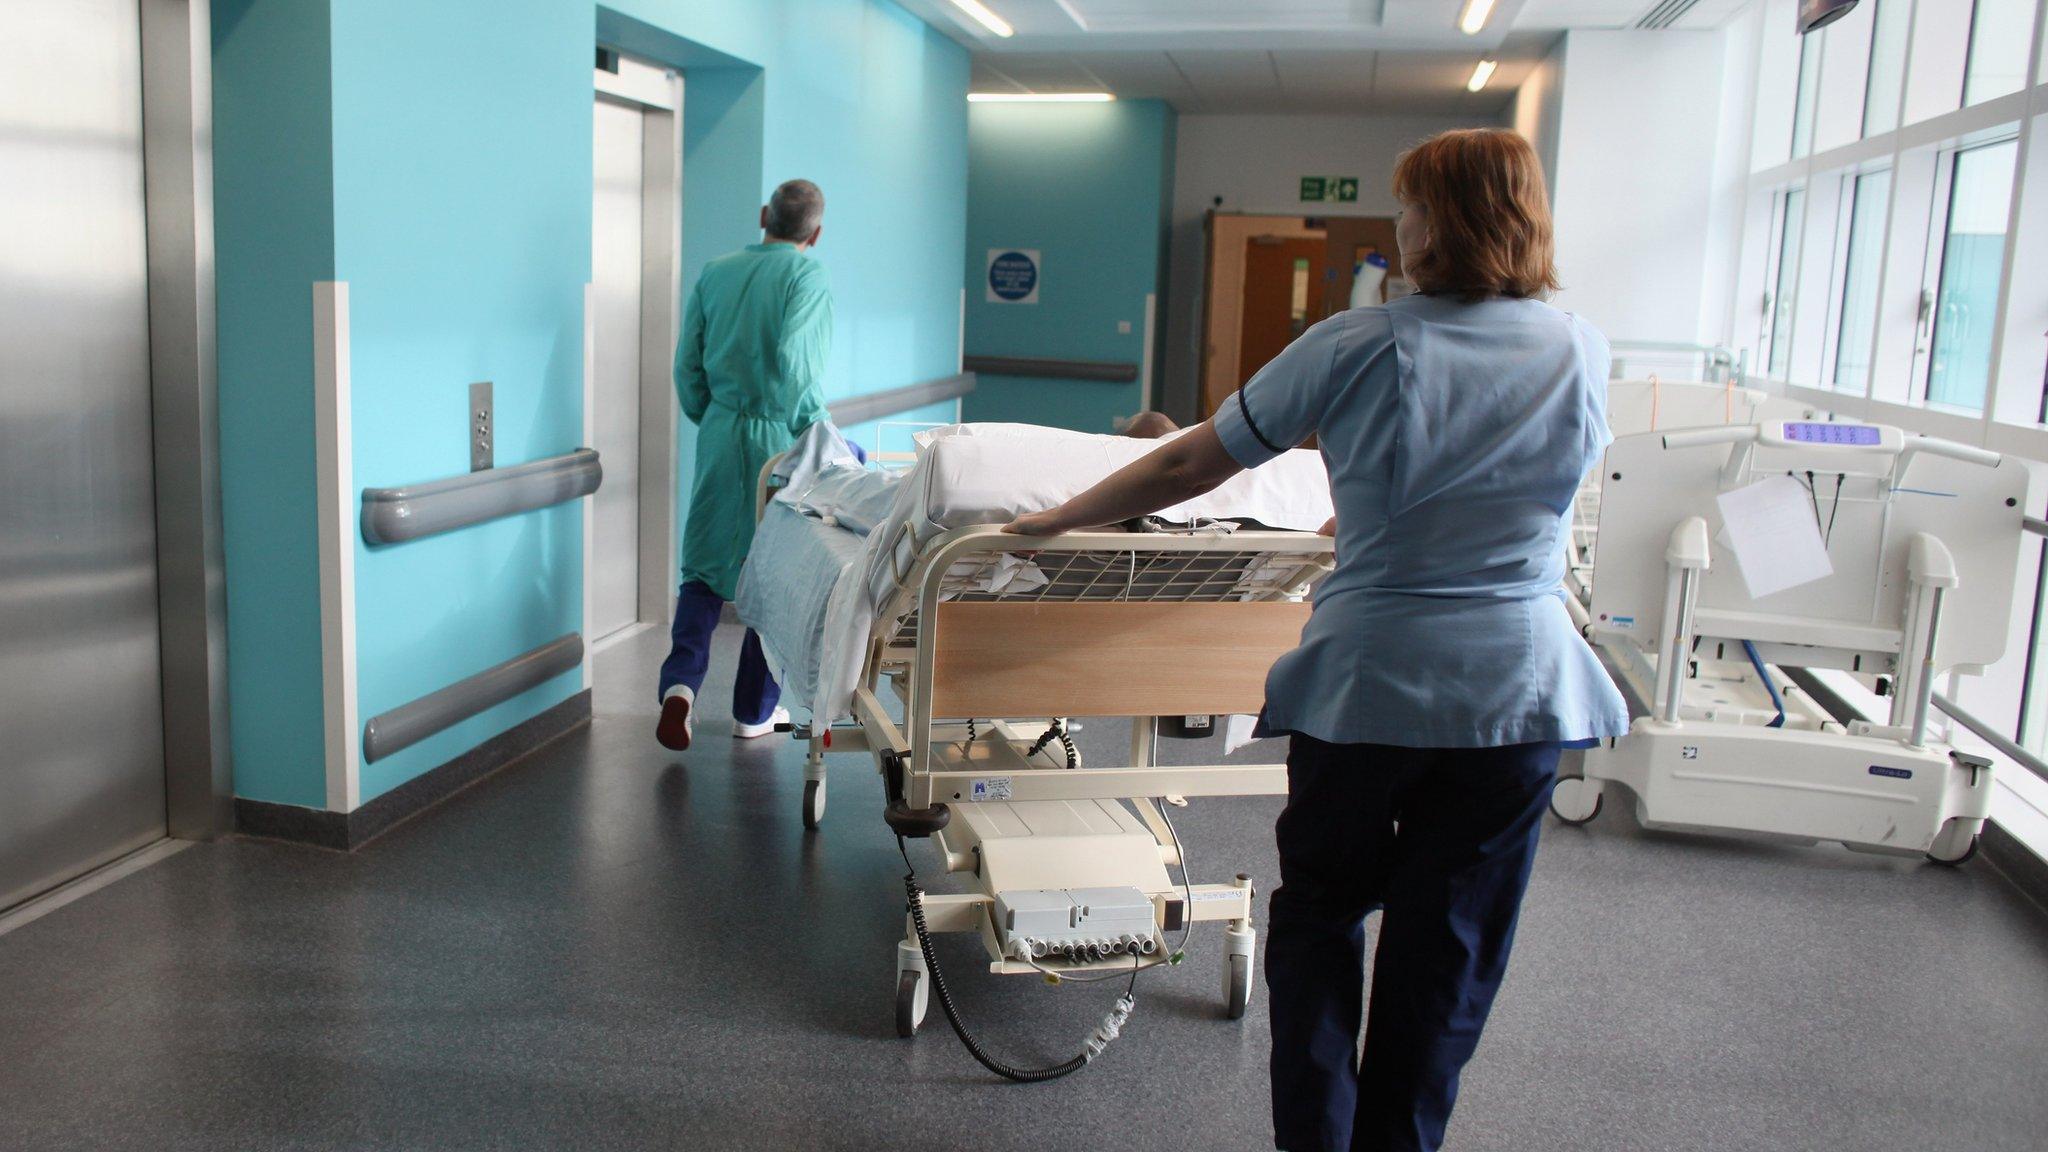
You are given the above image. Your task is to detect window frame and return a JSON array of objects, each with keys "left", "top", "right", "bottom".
[
  {"left": 1823, "top": 166, "right": 1894, "bottom": 395},
  {"left": 1915, "top": 134, "right": 2022, "bottom": 412}
]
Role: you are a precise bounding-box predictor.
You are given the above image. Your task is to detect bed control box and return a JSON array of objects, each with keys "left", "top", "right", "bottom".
[{"left": 995, "top": 886, "right": 1160, "bottom": 960}]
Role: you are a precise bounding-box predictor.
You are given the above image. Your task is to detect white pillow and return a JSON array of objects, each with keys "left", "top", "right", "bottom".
[{"left": 911, "top": 422, "right": 1112, "bottom": 450}]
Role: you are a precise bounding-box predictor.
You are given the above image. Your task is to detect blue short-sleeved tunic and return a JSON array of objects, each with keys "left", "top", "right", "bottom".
[{"left": 1213, "top": 293, "right": 1629, "bottom": 749}]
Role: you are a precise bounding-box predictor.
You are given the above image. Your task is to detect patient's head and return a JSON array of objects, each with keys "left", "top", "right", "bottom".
[{"left": 1122, "top": 411, "right": 1180, "bottom": 439}]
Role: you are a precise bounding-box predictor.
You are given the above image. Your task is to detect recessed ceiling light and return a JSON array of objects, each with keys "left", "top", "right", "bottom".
[
  {"left": 949, "top": 0, "right": 1015, "bottom": 38},
  {"left": 1459, "top": 0, "right": 1496, "bottom": 35},
  {"left": 967, "top": 92, "right": 1116, "bottom": 103},
  {"left": 1467, "top": 59, "right": 1498, "bottom": 92}
]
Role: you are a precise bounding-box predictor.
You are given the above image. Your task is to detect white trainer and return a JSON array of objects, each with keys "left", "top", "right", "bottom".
[{"left": 733, "top": 706, "right": 791, "bottom": 740}]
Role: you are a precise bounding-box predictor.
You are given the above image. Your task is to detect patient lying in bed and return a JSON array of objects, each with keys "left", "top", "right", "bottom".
[{"left": 735, "top": 420, "right": 1335, "bottom": 728}]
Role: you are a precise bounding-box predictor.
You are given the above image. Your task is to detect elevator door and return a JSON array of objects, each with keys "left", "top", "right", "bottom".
[
  {"left": 590, "top": 95, "right": 645, "bottom": 642},
  {"left": 0, "top": 0, "right": 169, "bottom": 911}
]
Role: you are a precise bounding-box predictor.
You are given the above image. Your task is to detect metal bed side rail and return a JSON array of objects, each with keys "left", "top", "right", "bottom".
[{"left": 884, "top": 524, "right": 1333, "bottom": 616}]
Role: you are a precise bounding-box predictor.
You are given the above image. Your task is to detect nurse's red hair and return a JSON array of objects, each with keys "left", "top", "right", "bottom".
[{"left": 1392, "top": 129, "right": 1559, "bottom": 301}]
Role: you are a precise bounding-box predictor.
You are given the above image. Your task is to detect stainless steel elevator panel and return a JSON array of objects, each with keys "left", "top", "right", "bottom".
[
  {"left": 1, "top": 0, "right": 169, "bottom": 910},
  {"left": 591, "top": 96, "right": 645, "bottom": 641}
]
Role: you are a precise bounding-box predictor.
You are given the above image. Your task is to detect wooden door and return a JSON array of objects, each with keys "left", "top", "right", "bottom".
[
  {"left": 1318, "top": 216, "right": 1400, "bottom": 321},
  {"left": 1238, "top": 236, "right": 1327, "bottom": 385}
]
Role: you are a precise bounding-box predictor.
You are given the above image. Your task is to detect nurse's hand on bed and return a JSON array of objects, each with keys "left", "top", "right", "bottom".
[
  {"left": 1002, "top": 420, "right": 1244, "bottom": 537},
  {"left": 1318, "top": 516, "right": 1336, "bottom": 536},
  {"left": 1003, "top": 508, "right": 1069, "bottom": 537}
]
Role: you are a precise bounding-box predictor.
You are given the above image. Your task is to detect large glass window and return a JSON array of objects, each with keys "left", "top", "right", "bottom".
[
  {"left": 1926, "top": 140, "right": 2020, "bottom": 410},
  {"left": 1863, "top": 0, "right": 1909, "bottom": 137},
  {"left": 1966, "top": 0, "right": 2037, "bottom": 106},
  {"left": 1791, "top": 37, "right": 1822, "bottom": 158},
  {"left": 1833, "top": 171, "right": 1891, "bottom": 392},
  {"left": 1768, "top": 188, "right": 1805, "bottom": 379}
]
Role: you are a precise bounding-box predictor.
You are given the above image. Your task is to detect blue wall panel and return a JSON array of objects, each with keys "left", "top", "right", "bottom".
[
  {"left": 962, "top": 100, "right": 1175, "bottom": 433},
  {"left": 332, "top": 0, "right": 594, "bottom": 800},
  {"left": 212, "top": 0, "right": 337, "bottom": 808},
  {"left": 212, "top": 0, "right": 969, "bottom": 809}
]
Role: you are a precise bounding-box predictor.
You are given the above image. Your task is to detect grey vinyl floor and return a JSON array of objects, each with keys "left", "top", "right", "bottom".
[{"left": 3, "top": 622, "right": 2047, "bottom": 1151}]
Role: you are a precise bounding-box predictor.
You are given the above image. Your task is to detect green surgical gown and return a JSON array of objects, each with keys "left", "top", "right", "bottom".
[{"left": 674, "top": 242, "right": 832, "bottom": 600}]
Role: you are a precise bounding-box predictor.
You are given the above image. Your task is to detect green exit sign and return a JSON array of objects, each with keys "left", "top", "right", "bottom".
[{"left": 1300, "top": 175, "right": 1360, "bottom": 203}]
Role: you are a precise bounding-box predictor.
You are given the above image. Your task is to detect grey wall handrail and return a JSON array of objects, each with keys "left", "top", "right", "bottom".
[
  {"left": 361, "top": 449, "right": 602, "bottom": 545},
  {"left": 362, "top": 633, "right": 584, "bottom": 763},
  {"left": 963, "top": 355, "right": 1138, "bottom": 383},
  {"left": 1933, "top": 691, "right": 2048, "bottom": 785},
  {"left": 828, "top": 372, "right": 975, "bottom": 427}
]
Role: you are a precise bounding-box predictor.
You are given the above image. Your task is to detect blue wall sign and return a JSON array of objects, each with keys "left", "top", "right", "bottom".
[{"left": 986, "top": 248, "right": 1040, "bottom": 304}]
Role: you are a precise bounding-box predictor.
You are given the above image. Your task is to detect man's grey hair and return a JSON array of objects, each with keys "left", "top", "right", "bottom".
[{"left": 765, "top": 179, "right": 825, "bottom": 241}]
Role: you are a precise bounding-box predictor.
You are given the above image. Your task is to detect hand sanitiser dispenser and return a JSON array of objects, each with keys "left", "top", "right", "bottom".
[{"left": 1350, "top": 249, "right": 1389, "bottom": 310}]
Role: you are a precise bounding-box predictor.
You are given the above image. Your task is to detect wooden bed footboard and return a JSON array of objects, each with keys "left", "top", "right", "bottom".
[{"left": 929, "top": 600, "right": 1312, "bottom": 718}]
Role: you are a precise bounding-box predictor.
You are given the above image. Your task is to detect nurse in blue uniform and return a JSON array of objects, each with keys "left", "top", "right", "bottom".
[{"left": 1004, "top": 128, "right": 1628, "bottom": 1152}]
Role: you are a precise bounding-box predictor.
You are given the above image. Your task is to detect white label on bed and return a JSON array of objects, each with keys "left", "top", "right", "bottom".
[{"left": 969, "top": 777, "right": 1012, "bottom": 802}]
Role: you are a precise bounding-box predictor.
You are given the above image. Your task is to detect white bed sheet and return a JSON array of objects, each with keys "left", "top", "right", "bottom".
[
  {"left": 861, "top": 432, "right": 1333, "bottom": 610},
  {"left": 733, "top": 500, "right": 873, "bottom": 724},
  {"left": 737, "top": 424, "right": 1334, "bottom": 725}
]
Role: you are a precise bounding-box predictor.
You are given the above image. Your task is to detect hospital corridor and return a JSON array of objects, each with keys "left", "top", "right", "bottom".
[{"left": 6, "top": 1, "right": 2048, "bottom": 1150}]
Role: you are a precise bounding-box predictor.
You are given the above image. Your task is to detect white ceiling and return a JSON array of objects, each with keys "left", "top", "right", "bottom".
[{"left": 900, "top": 0, "right": 1758, "bottom": 114}]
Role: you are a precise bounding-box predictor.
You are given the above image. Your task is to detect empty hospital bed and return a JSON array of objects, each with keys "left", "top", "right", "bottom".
[
  {"left": 1553, "top": 419, "right": 2027, "bottom": 863},
  {"left": 1566, "top": 378, "right": 1769, "bottom": 612},
  {"left": 737, "top": 423, "right": 1333, "bottom": 1069}
]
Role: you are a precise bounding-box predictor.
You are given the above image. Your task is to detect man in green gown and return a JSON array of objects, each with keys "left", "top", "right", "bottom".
[{"left": 656, "top": 179, "right": 832, "bottom": 751}]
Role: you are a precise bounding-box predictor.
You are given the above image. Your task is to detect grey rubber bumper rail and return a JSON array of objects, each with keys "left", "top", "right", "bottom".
[
  {"left": 962, "top": 355, "right": 1138, "bottom": 383},
  {"left": 362, "top": 632, "right": 584, "bottom": 763},
  {"left": 360, "top": 449, "right": 603, "bottom": 545},
  {"left": 827, "top": 371, "right": 976, "bottom": 426}
]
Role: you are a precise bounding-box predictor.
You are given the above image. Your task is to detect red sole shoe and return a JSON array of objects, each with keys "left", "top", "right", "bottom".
[{"left": 656, "top": 693, "right": 694, "bottom": 751}]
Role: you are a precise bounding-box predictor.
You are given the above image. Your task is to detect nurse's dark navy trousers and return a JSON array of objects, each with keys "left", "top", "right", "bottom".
[
  {"left": 657, "top": 579, "right": 780, "bottom": 726},
  {"left": 1267, "top": 735, "right": 1560, "bottom": 1152}
]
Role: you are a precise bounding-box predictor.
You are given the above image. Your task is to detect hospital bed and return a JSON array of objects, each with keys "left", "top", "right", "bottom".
[
  {"left": 1566, "top": 379, "right": 1769, "bottom": 611},
  {"left": 1553, "top": 419, "right": 2027, "bottom": 863},
  {"left": 739, "top": 425, "right": 1334, "bottom": 1059}
]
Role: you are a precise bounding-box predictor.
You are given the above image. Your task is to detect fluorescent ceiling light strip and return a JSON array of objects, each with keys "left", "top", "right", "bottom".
[
  {"left": 1467, "top": 59, "right": 1498, "bottom": 92},
  {"left": 1459, "top": 0, "right": 1496, "bottom": 35},
  {"left": 949, "top": 0, "right": 1015, "bottom": 37},
  {"left": 967, "top": 92, "right": 1116, "bottom": 103}
]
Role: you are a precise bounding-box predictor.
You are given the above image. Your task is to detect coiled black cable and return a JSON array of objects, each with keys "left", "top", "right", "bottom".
[
  {"left": 898, "top": 838, "right": 1132, "bottom": 1083},
  {"left": 1025, "top": 720, "right": 1078, "bottom": 769}
]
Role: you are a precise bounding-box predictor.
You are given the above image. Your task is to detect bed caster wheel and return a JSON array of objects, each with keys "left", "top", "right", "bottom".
[
  {"left": 1223, "top": 953, "right": 1252, "bottom": 1021},
  {"left": 802, "top": 779, "right": 826, "bottom": 829},
  {"left": 1926, "top": 820, "right": 1980, "bottom": 866},
  {"left": 895, "top": 941, "right": 928, "bottom": 1037},
  {"left": 895, "top": 970, "right": 924, "bottom": 1037},
  {"left": 1549, "top": 777, "right": 1603, "bottom": 826}
]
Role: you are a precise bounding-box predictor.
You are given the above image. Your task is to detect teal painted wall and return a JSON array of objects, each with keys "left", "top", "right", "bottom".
[
  {"left": 212, "top": 0, "right": 337, "bottom": 809},
  {"left": 332, "top": 0, "right": 595, "bottom": 800},
  {"left": 962, "top": 100, "right": 1176, "bottom": 433},
  {"left": 212, "top": 0, "right": 968, "bottom": 809}
]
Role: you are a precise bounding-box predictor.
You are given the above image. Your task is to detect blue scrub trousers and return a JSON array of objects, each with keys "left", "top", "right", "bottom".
[
  {"left": 656, "top": 580, "right": 781, "bottom": 726},
  {"left": 1267, "top": 735, "right": 1560, "bottom": 1152}
]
